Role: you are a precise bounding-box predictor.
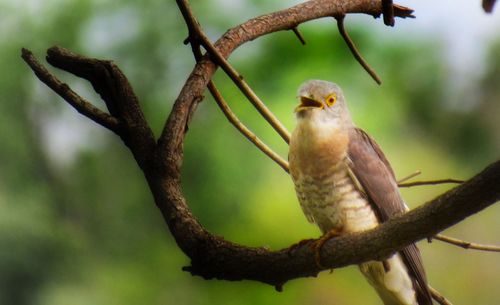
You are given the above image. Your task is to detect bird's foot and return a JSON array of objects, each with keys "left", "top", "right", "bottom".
[{"left": 310, "top": 229, "right": 342, "bottom": 269}]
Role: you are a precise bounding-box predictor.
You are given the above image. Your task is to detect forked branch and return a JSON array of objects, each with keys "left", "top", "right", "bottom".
[{"left": 21, "top": 48, "right": 121, "bottom": 134}]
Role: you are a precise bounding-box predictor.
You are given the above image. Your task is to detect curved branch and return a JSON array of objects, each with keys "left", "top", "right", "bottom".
[
  {"left": 139, "top": 0, "right": 498, "bottom": 289},
  {"left": 157, "top": 0, "right": 414, "bottom": 158},
  {"left": 22, "top": 0, "right": 499, "bottom": 293},
  {"left": 175, "top": 161, "right": 500, "bottom": 288}
]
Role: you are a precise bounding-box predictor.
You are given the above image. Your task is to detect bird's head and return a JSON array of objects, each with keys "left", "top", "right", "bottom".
[{"left": 294, "top": 80, "right": 352, "bottom": 126}]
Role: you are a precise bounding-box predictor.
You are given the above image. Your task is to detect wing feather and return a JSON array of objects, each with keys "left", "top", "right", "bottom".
[{"left": 347, "top": 127, "right": 432, "bottom": 305}]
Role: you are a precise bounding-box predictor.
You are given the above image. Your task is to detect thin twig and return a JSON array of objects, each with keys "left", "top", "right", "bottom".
[
  {"left": 181, "top": 8, "right": 289, "bottom": 174},
  {"left": 200, "top": 32, "right": 291, "bottom": 144},
  {"left": 432, "top": 234, "right": 500, "bottom": 252},
  {"left": 398, "top": 179, "right": 464, "bottom": 188},
  {"left": 291, "top": 27, "right": 306, "bottom": 45},
  {"left": 397, "top": 170, "right": 421, "bottom": 184},
  {"left": 207, "top": 81, "right": 289, "bottom": 173},
  {"left": 381, "top": 0, "right": 395, "bottom": 26},
  {"left": 176, "top": 0, "right": 291, "bottom": 144},
  {"left": 335, "top": 15, "right": 382, "bottom": 85},
  {"left": 21, "top": 48, "right": 121, "bottom": 134},
  {"left": 429, "top": 285, "right": 454, "bottom": 305}
]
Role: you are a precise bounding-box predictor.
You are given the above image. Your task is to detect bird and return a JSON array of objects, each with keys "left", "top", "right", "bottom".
[{"left": 288, "top": 80, "right": 433, "bottom": 305}]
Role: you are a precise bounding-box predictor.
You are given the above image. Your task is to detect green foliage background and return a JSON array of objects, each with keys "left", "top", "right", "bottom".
[{"left": 0, "top": 1, "right": 499, "bottom": 305}]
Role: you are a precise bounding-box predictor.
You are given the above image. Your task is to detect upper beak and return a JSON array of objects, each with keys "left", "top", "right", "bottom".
[{"left": 295, "top": 96, "right": 323, "bottom": 112}]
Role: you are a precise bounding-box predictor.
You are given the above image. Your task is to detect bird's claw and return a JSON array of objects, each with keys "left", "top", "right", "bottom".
[{"left": 310, "top": 229, "right": 342, "bottom": 269}]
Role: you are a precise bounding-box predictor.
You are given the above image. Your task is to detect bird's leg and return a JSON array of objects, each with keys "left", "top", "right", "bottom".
[{"left": 310, "top": 228, "right": 342, "bottom": 268}]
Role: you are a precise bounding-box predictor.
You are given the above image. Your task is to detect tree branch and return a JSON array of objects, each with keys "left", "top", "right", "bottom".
[
  {"left": 429, "top": 286, "right": 454, "bottom": 305},
  {"left": 381, "top": 0, "right": 395, "bottom": 26},
  {"left": 291, "top": 27, "right": 307, "bottom": 45},
  {"left": 21, "top": 48, "right": 121, "bottom": 134},
  {"left": 432, "top": 234, "right": 500, "bottom": 252},
  {"left": 207, "top": 81, "right": 290, "bottom": 173},
  {"left": 176, "top": 161, "right": 500, "bottom": 288},
  {"left": 177, "top": 0, "right": 289, "bottom": 173},
  {"left": 399, "top": 178, "right": 464, "bottom": 188},
  {"left": 336, "top": 15, "right": 382, "bottom": 85},
  {"left": 23, "top": 47, "right": 156, "bottom": 168},
  {"left": 176, "top": 0, "right": 291, "bottom": 144},
  {"left": 397, "top": 170, "right": 421, "bottom": 184}
]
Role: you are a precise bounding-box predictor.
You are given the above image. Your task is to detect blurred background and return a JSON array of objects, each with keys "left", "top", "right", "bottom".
[{"left": 0, "top": 0, "right": 499, "bottom": 304}]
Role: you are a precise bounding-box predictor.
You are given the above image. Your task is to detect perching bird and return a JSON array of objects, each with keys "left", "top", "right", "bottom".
[{"left": 289, "top": 80, "right": 433, "bottom": 305}]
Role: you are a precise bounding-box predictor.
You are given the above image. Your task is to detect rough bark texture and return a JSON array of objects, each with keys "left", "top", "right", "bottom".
[{"left": 22, "top": 0, "right": 499, "bottom": 291}]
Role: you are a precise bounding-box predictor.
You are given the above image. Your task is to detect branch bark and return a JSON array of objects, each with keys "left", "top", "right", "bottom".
[
  {"left": 22, "top": 0, "right": 499, "bottom": 293},
  {"left": 21, "top": 48, "right": 121, "bottom": 133},
  {"left": 432, "top": 234, "right": 500, "bottom": 252}
]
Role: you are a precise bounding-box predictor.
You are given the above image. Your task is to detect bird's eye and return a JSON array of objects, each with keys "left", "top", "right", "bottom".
[{"left": 325, "top": 94, "right": 337, "bottom": 106}]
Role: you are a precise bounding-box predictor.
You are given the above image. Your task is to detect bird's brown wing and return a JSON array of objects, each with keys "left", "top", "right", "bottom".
[{"left": 347, "top": 127, "right": 433, "bottom": 305}]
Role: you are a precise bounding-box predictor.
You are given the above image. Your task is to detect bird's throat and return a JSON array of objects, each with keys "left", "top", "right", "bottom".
[{"left": 289, "top": 117, "right": 349, "bottom": 178}]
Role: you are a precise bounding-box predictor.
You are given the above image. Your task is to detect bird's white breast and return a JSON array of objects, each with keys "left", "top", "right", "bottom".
[
  {"left": 291, "top": 160, "right": 379, "bottom": 234},
  {"left": 289, "top": 115, "right": 379, "bottom": 234},
  {"left": 289, "top": 114, "right": 418, "bottom": 305}
]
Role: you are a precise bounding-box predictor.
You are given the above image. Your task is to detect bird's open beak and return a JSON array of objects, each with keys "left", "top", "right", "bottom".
[{"left": 295, "top": 96, "right": 323, "bottom": 112}]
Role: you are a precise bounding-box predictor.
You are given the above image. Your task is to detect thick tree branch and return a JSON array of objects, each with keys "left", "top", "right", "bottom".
[{"left": 177, "top": 161, "right": 499, "bottom": 288}]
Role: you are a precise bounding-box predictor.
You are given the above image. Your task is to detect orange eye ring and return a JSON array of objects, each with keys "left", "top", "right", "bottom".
[{"left": 325, "top": 93, "right": 337, "bottom": 106}]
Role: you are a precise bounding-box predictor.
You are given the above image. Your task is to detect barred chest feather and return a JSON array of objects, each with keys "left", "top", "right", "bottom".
[
  {"left": 289, "top": 117, "right": 379, "bottom": 234},
  {"left": 289, "top": 116, "right": 419, "bottom": 305}
]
